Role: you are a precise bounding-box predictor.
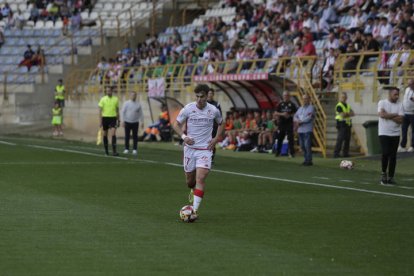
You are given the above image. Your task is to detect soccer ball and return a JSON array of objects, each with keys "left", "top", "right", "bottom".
[
  {"left": 179, "top": 205, "right": 197, "bottom": 223},
  {"left": 340, "top": 160, "right": 354, "bottom": 170}
]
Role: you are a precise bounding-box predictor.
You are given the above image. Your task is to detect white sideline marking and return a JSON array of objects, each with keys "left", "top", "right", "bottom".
[
  {"left": 0, "top": 140, "right": 16, "bottom": 146},
  {"left": 22, "top": 144, "right": 414, "bottom": 200},
  {"left": 340, "top": 180, "right": 354, "bottom": 183},
  {"left": 0, "top": 161, "right": 130, "bottom": 165},
  {"left": 313, "top": 176, "right": 330, "bottom": 180},
  {"left": 212, "top": 169, "right": 414, "bottom": 200},
  {"left": 28, "top": 145, "right": 129, "bottom": 160}
]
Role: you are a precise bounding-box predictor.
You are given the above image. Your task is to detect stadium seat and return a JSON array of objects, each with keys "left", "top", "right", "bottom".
[
  {"left": 34, "top": 21, "right": 45, "bottom": 29},
  {"left": 45, "top": 21, "right": 55, "bottom": 29}
]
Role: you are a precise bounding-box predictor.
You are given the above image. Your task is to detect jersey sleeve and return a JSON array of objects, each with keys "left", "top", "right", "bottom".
[
  {"left": 98, "top": 97, "right": 104, "bottom": 108},
  {"left": 176, "top": 106, "right": 188, "bottom": 124},
  {"left": 377, "top": 100, "right": 384, "bottom": 113}
]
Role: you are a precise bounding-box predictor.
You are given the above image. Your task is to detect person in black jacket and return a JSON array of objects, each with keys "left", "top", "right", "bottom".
[
  {"left": 274, "top": 91, "right": 297, "bottom": 157},
  {"left": 207, "top": 88, "right": 222, "bottom": 162}
]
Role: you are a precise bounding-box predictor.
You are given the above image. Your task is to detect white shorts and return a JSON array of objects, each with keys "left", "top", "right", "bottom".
[{"left": 183, "top": 146, "right": 212, "bottom": 172}]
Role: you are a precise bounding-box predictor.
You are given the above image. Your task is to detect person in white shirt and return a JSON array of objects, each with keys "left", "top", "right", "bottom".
[
  {"left": 399, "top": 80, "right": 414, "bottom": 152},
  {"left": 378, "top": 87, "right": 404, "bottom": 185},
  {"left": 172, "top": 84, "right": 224, "bottom": 221},
  {"left": 121, "top": 92, "right": 144, "bottom": 155}
]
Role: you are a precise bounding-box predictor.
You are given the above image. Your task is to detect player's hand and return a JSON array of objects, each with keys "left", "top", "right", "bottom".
[
  {"left": 208, "top": 138, "right": 217, "bottom": 151},
  {"left": 121, "top": 122, "right": 125, "bottom": 128},
  {"left": 183, "top": 136, "right": 195, "bottom": 145}
]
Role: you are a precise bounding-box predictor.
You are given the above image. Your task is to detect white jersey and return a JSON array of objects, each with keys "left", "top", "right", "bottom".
[
  {"left": 176, "top": 102, "right": 222, "bottom": 149},
  {"left": 402, "top": 86, "right": 414, "bottom": 114},
  {"left": 378, "top": 99, "right": 403, "bottom": 137}
]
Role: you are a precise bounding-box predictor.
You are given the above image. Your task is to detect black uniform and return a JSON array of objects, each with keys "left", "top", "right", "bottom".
[
  {"left": 276, "top": 101, "right": 297, "bottom": 156},
  {"left": 207, "top": 100, "right": 221, "bottom": 161}
]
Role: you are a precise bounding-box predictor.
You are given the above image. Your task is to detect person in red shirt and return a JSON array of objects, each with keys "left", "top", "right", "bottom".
[{"left": 302, "top": 34, "right": 316, "bottom": 56}]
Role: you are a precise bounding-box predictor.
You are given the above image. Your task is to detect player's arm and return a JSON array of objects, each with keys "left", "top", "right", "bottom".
[
  {"left": 99, "top": 107, "right": 103, "bottom": 127},
  {"left": 208, "top": 122, "right": 224, "bottom": 151},
  {"left": 378, "top": 108, "right": 399, "bottom": 119},
  {"left": 392, "top": 115, "right": 403, "bottom": 124},
  {"left": 172, "top": 119, "right": 194, "bottom": 145}
]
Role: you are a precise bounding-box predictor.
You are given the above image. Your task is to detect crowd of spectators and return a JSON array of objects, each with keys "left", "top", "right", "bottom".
[
  {"left": 1, "top": 0, "right": 97, "bottom": 72},
  {"left": 0, "top": 1, "right": 94, "bottom": 30},
  {"left": 95, "top": 0, "right": 414, "bottom": 89}
]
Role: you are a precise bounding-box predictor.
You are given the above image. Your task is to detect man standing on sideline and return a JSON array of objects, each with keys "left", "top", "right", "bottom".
[
  {"left": 334, "top": 92, "right": 355, "bottom": 158},
  {"left": 398, "top": 79, "right": 414, "bottom": 152},
  {"left": 207, "top": 88, "right": 222, "bottom": 162},
  {"left": 98, "top": 86, "right": 120, "bottom": 156},
  {"left": 378, "top": 87, "right": 404, "bottom": 185},
  {"left": 172, "top": 84, "right": 223, "bottom": 221},
  {"left": 55, "top": 79, "right": 65, "bottom": 108},
  {"left": 121, "top": 92, "right": 144, "bottom": 155},
  {"left": 275, "top": 91, "right": 297, "bottom": 157},
  {"left": 294, "top": 94, "right": 315, "bottom": 166}
]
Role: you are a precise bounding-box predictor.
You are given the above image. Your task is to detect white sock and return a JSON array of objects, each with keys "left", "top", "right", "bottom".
[{"left": 193, "top": 195, "right": 202, "bottom": 211}]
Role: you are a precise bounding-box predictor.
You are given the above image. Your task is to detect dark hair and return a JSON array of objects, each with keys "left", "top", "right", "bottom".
[
  {"left": 194, "top": 84, "right": 210, "bottom": 94},
  {"left": 389, "top": 87, "right": 400, "bottom": 93}
]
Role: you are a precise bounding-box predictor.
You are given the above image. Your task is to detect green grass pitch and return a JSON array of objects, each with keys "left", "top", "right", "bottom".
[{"left": 0, "top": 136, "right": 413, "bottom": 275}]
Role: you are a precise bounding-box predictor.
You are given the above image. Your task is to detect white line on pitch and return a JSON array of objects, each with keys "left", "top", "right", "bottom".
[
  {"left": 0, "top": 140, "right": 16, "bottom": 146},
  {"left": 340, "top": 180, "right": 354, "bottom": 183},
  {"left": 212, "top": 169, "right": 414, "bottom": 200},
  {"left": 27, "top": 144, "right": 129, "bottom": 160},
  {"left": 0, "top": 161, "right": 131, "bottom": 165},
  {"left": 313, "top": 176, "right": 330, "bottom": 180},
  {"left": 23, "top": 144, "right": 414, "bottom": 200}
]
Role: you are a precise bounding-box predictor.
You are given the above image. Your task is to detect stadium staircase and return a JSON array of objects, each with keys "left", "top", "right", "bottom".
[{"left": 319, "top": 93, "right": 364, "bottom": 157}]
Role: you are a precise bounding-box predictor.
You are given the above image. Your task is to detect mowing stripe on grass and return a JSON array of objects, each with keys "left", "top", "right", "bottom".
[{"left": 23, "top": 143, "right": 414, "bottom": 200}]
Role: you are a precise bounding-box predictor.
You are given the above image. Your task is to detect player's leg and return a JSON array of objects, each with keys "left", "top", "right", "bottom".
[
  {"left": 183, "top": 147, "right": 196, "bottom": 203},
  {"left": 193, "top": 167, "right": 209, "bottom": 211},
  {"left": 387, "top": 136, "right": 400, "bottom": 183},
  {"left": 132, "top": 122, "right": 139, "bottom": 153},
  {"left": 124, "top": 122, "right": 130, "bottom": 153},
  {"left": 102, "top": 118, "right": 109, "bottom": 155},
  {"left": 379, "top": 135, "right": 390, "bottom": 184},
  {"left": 109, "top": 124, "right": 118, "bottom": 155},
  {"left": 192, "top": 150, "right": 213, "bottom": 212}
]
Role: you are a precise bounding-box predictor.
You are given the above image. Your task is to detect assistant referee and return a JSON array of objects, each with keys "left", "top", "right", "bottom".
[{"left": 99, "top": 86, "right": 120, "bottom": 156}]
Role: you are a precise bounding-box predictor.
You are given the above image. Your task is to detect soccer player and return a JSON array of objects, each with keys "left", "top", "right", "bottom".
[
  {"left": 172, "top": 84, "right": 224, "bottom": 220},
  {"left": 98, "top": 86, "right": 120, "bottom": 156}
]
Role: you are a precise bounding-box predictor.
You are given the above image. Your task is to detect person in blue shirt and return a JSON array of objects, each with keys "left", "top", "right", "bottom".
[{"left": 294, "top": 94, "right": 315, "bottom": 166}]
